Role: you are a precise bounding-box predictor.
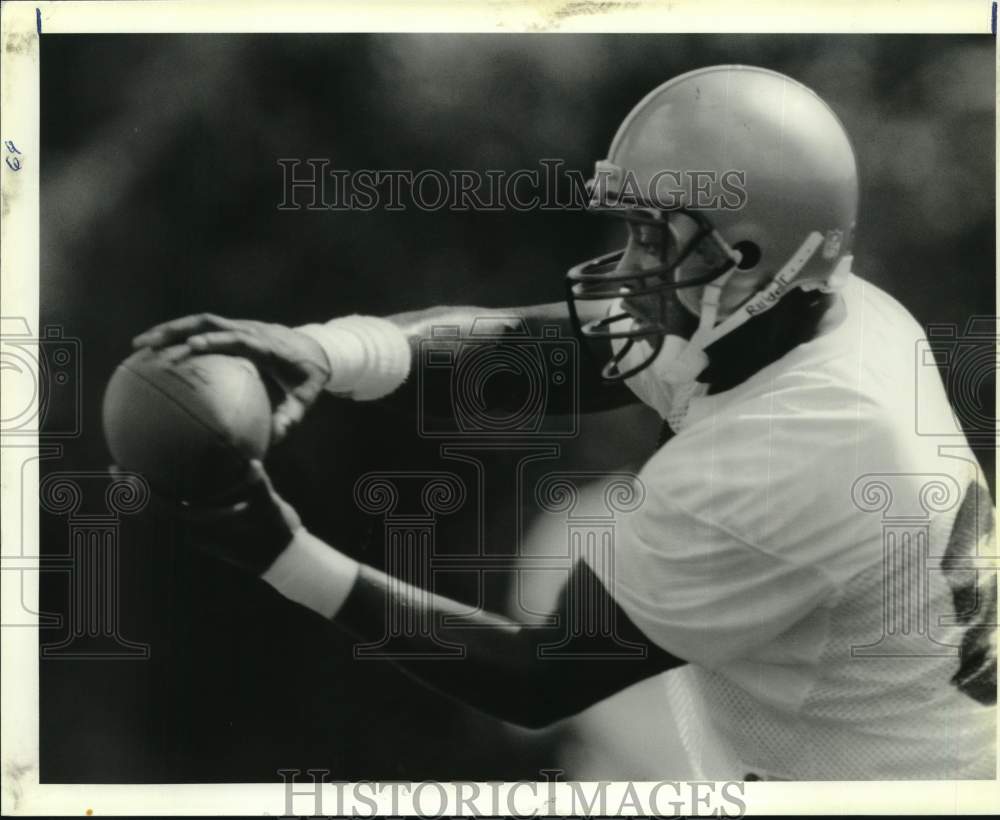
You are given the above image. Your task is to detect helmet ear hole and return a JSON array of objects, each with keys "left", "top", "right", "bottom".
[{"left": 733, "top": 241, "right": 762, "bottom": 270}]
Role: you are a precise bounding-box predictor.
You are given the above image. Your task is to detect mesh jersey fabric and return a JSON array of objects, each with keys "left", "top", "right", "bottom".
[{"left": 587, "top": 274, "right": 996, "bottom": 780}]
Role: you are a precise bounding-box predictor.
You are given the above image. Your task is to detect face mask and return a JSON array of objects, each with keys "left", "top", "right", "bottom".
[
  {"left": 609, "top": 322, "right": 708, "bottom": 433},
  {"left": 606, "top": 231, "right": 851, "bottom": 434}
]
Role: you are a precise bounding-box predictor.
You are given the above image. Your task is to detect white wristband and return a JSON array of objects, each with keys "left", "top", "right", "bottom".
[
  {"left": 297, "top": 315, "right": 411, "bottom": 401},
  {"left": 261, "top": 529, "right": 361, "bottom": 619}
]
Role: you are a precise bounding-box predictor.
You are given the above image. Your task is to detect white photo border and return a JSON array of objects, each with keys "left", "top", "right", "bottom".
[{"left": 1, "top": 0, "right": 997, "bottom": 815}]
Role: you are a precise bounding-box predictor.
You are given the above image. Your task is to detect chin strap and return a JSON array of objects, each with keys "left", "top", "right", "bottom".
[
  {"left": 664, "top": 379, "right": 710, "bottom": 433},
  {"left": 660, "top": 231, "right": 840, "bottom": 385}
]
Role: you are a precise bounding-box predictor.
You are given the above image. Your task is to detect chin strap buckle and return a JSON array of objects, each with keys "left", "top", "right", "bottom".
[
  {"left": 801, "top": 252, "right": 853, "bottom": 294},
  {"left": 823, "top": 253, "right": 854, "bottom": 292}
]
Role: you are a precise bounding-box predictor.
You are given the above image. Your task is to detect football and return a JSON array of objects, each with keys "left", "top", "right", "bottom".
[{"left": 102, "top": 349, "right": 272, "bottom": 501}]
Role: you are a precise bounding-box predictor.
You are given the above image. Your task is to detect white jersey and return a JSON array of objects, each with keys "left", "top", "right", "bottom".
[{"left": 588, "top": 274, "right": 996, "bottom": 780}]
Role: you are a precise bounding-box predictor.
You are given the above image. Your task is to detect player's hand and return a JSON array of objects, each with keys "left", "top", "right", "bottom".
[
  {"left": 111, "top": 460, "right": 302, "bottom": 576},
  {"left": 132, "top": 314, "right": 331, "bottom": 442}
]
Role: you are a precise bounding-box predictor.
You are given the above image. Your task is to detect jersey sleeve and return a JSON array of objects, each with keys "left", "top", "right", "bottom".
[
  {"left": 589, "top": 491, "right": 836, "bottom": 668},
  {"left": 585, "top": 380, "right": 872, "bottom": 668},
  {"left": 584, "top": 357, "right": 924, "bottom": 667}
]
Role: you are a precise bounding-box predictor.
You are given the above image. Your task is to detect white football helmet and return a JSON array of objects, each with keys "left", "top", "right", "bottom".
[{"left": 566, "top": 65, "right": 859, "bottom": 382}]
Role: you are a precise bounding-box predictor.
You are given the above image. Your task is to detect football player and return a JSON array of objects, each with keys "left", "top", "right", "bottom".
[{"left": 132, "top": 65, "right": 996, "bottom": 780}]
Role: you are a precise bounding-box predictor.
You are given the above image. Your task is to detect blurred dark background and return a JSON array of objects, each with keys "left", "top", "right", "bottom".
[{"left": 39, "top": 34, "right": 994, "bottom": 782}]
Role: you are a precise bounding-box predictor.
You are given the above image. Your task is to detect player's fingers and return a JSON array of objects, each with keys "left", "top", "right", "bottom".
[
  {"left": 246, "top": 459, "right": 303, "bottom": 531},
  {"left": 289, "top": 377, "right": 326, "bottom": 413},
  {"left": 159, "top": 343, "right": 194, "bottom": 364},
  {"left": 185, "top": 329, "right": 269, "bottom": 358},
  {"left": 246, "top": 458, "right": 269, "bottom": 483},
  {"left": 271, "top": 395, "right": 307, "bottom": 443},
  {"left": 132, "top": 313, "right": 236, "bottom": 349},
  {"left": 244, "top": 460, "right": 284, "bottom": 505}
]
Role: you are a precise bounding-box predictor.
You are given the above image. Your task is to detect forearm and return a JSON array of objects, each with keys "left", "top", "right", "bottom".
[
  {"left": 262, "top": 530, "right": 677, "bottom": 728},
  {"left": 335, "top": 565, "right": 558, "bottom": 727},
  {"left": 299, "top": 302, "right": 637, "bottom": 416},
  {"left": 262, "top": 532, "right": 566, "bottom": 727},
  {"left": 383, "top": 302, "right": 637, "bottom": 416}
]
